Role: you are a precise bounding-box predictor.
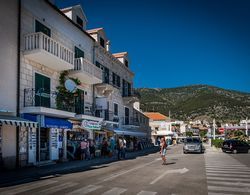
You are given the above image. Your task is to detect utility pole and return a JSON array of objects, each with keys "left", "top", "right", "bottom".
[
  {"left": 213, "top": 119, "right": 216, "bottom": 140},
  {"left": 246, "top": 117, "right": 248, "bottom": 137}
]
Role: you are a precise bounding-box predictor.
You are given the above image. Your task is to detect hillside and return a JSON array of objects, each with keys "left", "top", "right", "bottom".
[{"left": 136, "top": 85, "right": 250, "bottom": 122}]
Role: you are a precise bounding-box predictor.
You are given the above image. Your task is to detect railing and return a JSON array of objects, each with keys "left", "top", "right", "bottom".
[
  {"left": 74, "top": 57, "right": 102, "bottom": 80},
  {"left": 24, "top": 32, "right": 74, "bottom": 65},
  {"left": 122, "top": 88, "right": 137, "bottom": 97},
  {"left": 121, "top": 117, "right": 140, "bottom": 126},
  {"left": 24, "top": 88, "right": 76, "bottom": 113}
]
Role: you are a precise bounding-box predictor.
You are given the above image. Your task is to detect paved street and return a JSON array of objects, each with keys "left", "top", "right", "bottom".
[{"left": 0, "top": 144, "right": 249, "bottom": 195}]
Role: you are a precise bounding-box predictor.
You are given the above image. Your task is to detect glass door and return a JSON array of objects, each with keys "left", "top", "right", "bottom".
[
  {"left": 125, "top": 107, "right": 129, "bottom": 125},
  {"left": 75, "top": 90, "right": 84, "bottom": 114}
]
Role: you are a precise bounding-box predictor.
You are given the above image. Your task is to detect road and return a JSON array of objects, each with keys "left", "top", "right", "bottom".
[{"left": 0, "top": 144, "right": 249, "bottom": 195}]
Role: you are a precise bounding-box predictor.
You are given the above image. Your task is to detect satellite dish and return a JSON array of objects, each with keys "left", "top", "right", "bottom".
[{"left": 65, "top": 79, "right": 77, "bottom": 93}]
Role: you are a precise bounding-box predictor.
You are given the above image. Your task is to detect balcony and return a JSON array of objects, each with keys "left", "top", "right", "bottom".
[
  {"left": 121, "top": 117, "right": 140, "bottom": 130},
  {"left": 23, "top": 88, "right": 75, "bottom": 118},
  {"left": 122, "top": 91, "right": 139, "bottom": 104},
  {"left": 69, "top": 58, "right": 102, "bottom": 84},
  {"left": 24, "top": 32, "right": 74, "bottom": 71},
  {"left": 95, "top": 83, "right": 115, "bottom": 97}
]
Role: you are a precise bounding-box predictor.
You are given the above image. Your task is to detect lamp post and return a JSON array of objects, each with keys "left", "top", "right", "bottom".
[
  {"left": 246, "top": 118, "right": 248, "bottom": 137},
  {"left": 213, "top": 119, "right": 216, "bottom": 140}
]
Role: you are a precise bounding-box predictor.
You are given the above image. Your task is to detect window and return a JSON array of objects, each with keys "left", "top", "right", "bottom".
[
  {"left": 35, "top": 20, "right": 51, "bottom": 37},
  {"left": 128, "top": 82, "right": 131, "bottom": 96},
  {"left": 95, "top": 61, "right": 101, "bottom": 68},
  {"left": 35, "top": 73, "right": 51, "bottom": 107},
  {"left": 75, "top": 47, "right": 84, "bottom": 58},
  {"left": 112, "top": 72, "right": 121, "bottom": 88},
  {"left": 103, "top": 67, "right": 109, "bottom": 84},
  {"left": 100, "top": 37, "right": 105, "bottom": 48},
  {"left": 124, "top": 59, "right": 129, "bottom": 67},
  {"left": 114, "top": 103, "right": 118, "bottom": 116},
  {"left": 76, "top": 16, "right": 83, "bottom": 28}
]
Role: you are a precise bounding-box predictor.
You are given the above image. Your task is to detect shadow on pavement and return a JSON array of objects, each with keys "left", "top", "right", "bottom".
[{"left": 0, "top": 147, "right": 159, "bottom": 188}]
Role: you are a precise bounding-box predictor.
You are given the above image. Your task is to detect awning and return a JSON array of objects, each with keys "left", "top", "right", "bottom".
[
  {"left": 0, "top": 115, "right": 38, "bottom": 128},
  {"left": 22, "top": 114, "right": 72, "bottom": 129},
  {"left": 114, "top": 130, "right": 147, "bottom": 137},
  {"left": 152, "top": 130, "right": 174, "bottom": 136}
]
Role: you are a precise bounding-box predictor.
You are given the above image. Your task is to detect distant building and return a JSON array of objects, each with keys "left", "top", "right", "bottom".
[{"left": 144, "top": 112, "right": 173, "bottom": 145}]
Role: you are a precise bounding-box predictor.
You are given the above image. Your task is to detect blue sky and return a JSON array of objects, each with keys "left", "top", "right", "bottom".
[{"left": 56, "top": 0, "right": 250, "bottom": 93}]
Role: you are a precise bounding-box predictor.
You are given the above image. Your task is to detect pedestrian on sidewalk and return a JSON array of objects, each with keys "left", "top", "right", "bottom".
[
  {"left": 117, "top": 137, "right": 123, "bottom": 160},
  {"left": 160, "top": 137, "right": 167, "bottom": 165},
  {"left": 122, "top": 137, "right": 127, "bottom": 159},
  {"left": 80, "top": 139, "right": 88, "bottom": 160}
]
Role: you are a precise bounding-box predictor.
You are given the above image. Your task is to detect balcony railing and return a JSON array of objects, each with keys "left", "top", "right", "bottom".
[
  {"left": 24, "top": 32, "right": 74, "bottom": 70},
  {"left": 24, "top": 88, "right": 77, "bottom": 113},
  {"left": 74, "top": 57, "right": 102, "bottom": 80},
  {"left": 121, "top": 117, "right": 140, "bottom": 126}
]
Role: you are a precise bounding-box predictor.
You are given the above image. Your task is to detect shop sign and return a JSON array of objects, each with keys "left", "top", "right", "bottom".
[{"left": 81, "top": 120, "right": 102, "bottom": 130}]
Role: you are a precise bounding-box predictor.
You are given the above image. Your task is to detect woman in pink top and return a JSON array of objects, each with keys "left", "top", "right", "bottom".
[{"left": 80, "top": 139, "right": 88, "bottom": 160}]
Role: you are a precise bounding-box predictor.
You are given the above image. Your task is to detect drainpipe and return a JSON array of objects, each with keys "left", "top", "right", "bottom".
[{"left": 16, "top": 0, "right": 21, "bottom": 168}]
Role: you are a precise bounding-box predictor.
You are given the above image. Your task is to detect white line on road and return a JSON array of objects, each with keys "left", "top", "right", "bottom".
[
  {"left": 208, "top": 192, "right": 235, "bottom": 195},
  {"left": 66, "top": 185, "right": 102, "bottom": 195},
  {"left": 137, "top": 190, "right": 157, "bottom": 195},
  {"left": 206, "top": 170, "right": 250, "bottom": 175},
  {"left": 101, "top": 187, "right": 127, "bottom": 195},
  {"left": 150, "top": 168, "right": 189, "bottom": 185},
  {"left": 207, "top": 176, "right": 250, "bottom": 182},
  {"left": 37, "top": 182, "right": 77, "bottom": 194},
  {"left": 208, "top": 185, "right": 250, "bottom": 193},
  {"left": 206, "top": 167, "right": 250, "bottom": 171},
  {"left": 102, "top": 158, "right": 161, "bottom": 182},
  {"left": 206, "top": 173, "right": 250, "bottom": 178},
  {"left": 208, "top": 180, "right": 250, "bottom": 187},
  {"left": 0, "top": 180, "right": 58, "bottom": 195}
]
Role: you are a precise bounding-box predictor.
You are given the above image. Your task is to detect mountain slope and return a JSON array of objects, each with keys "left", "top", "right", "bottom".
[{"left": 136, "top": 85, "right": 250, "bottom": 122}]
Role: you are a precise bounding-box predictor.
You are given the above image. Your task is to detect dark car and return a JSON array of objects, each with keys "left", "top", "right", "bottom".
[
  {"left": 222, "top": 139, "right": 250, "bottom": 154},
  {"left": 183, "top": 137, "right": 205, "bottom": 154}
]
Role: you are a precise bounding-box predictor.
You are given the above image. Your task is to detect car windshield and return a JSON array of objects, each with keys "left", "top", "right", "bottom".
[{"left": 185, "top": 138, "right": 200, "bottom": 143}]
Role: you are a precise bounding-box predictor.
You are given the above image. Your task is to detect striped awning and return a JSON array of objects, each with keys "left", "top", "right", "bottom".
[{"left": 0, "top": 115, "right": 38, "bottom": 128}]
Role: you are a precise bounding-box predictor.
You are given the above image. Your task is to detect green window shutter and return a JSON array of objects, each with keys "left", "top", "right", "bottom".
[
  {"left": 35, "top": 73, "right": 51, "bottom": 107},
  {"left": 35, "top": 20, "right": 51, "bottom": 37},
  {"left": 75, "top": 47, "right": 85, "bottom": 58}
]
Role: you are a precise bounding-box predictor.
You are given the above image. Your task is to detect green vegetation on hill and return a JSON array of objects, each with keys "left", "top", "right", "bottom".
[{"left": 136, "top": 85, "right": 250, "bottom": 122}]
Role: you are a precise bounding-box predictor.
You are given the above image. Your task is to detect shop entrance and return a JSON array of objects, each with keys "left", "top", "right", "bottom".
[{"left": 39, "top": 128, "right": 50, "bottom": 161}]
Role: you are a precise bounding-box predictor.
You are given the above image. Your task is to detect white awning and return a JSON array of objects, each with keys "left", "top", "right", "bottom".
[
  {"left": 0, "top": 115, "right": 38, "bottom": 128},
  {"left": 114, "top": 130, "right": 147, "bottom": 137}
]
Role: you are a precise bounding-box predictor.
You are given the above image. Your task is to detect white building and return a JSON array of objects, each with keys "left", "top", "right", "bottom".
[{"left": 0, "top": 0, "right": 150, "bottom": 168}]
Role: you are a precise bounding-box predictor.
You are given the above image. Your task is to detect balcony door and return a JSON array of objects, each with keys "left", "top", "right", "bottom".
[
  {"left": 75, "top": 90, "right": 84, "bottom": 114},
  {"left": 35, "top": 73, "right": 51, "bottom": 107},
  {"left": 125, "top": 107, "right": 129, "bottom": 125},
  {"left": 75, "top": 47, "right": 84, "bottom": 59},
  {"left": 35, "top": 20, "right": 51, "bottom": 37}
]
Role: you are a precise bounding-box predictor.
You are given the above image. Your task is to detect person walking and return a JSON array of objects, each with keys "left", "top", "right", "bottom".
[
  {"left": 80, "top": 139, "right": 88, "bottom": 160},
  {"left": 122, "top": 137, "right": 127, "bottom": 159},
  {"left": 117, "top": 137, "right": 123, "bottom": 160},
  {"left": 160, "top": 137, "right": 167, "bottom": 165}
]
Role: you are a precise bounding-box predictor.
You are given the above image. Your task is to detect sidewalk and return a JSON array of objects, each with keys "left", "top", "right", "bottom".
[{"left": 0, "top": 147, "right": 159, "bottom": 187}]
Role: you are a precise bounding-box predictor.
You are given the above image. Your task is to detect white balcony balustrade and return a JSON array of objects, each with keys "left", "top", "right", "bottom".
[
  {"left": 69, "top": 57, "right": 102, "bottom": 84},
  {"left": 24, "top": 32, "right": 74, "bottom": 71}
]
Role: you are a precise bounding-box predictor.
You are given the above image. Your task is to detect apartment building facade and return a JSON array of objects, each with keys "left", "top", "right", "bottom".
[{"left": 0, "top": 0, "right": 151, "bottom": 168}]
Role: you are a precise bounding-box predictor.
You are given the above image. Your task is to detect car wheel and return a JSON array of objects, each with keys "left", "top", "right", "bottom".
[
  {"left": 233, "top": 149, "right": 237, "bottom": 154},
  {"left": 183, "top": 150, "right": 187, "bottom": 154}
]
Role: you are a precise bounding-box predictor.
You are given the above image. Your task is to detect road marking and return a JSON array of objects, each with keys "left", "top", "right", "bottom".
[
  {"left": 208, "top": 185, "right": 250, "bottom": 193},
  {"left": 206, "top": 170, "right": 250, "bottom": 175},
  {"left": 150, "top": 168, "right": 189, "bottom": 185},
  {"left": 206, "top": 173, "right": 250, "bottom": 178},
  {"left": 102, "top": 158, "right": 161, "bottom": 182},
  {"left": 208, "top": 180, "right": 250, "bottom": 187},
  {"left": 206, "top": 167, "right": 250, "bottom": 171},
  {"left": 37, "top": 182, "right": 77, "bottom": 194},
  {"left": 207, "top": 176, "right": 250, "bottom": 182},
  {"left": 137, "top": 190, "right": 157, "bottom": 195},
  {"left": 101, "top": 187, "right": 127, "bottom": 195},
  {"left": 206, "top": 165, "right": 248, "bottom": 168},
  {"left": 67, "top": 185, "right": 102, "bottom": 195},
  {"left": 208, "top": 192, "right": 235, "bottom": 195},
  {"left": 0, "top": 180, "right": 58, "bottom": 195}
]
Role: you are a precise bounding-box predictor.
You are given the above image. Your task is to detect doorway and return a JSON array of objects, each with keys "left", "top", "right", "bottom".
[
  {"left": 39, "top": 128, "right": 50, "bottom": 161},
  {"left": 35, "top": 73, "right": 51, "bottom": 108},
  {"left": 75, "top": 90, "right": 84, "bottom": 114},
  {"left": 125, "top": 107, "right": 129, "bottom": 125}
]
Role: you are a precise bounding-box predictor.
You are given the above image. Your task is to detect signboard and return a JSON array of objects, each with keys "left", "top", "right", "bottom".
[
  {"left": 50, "top": 128, "right": 59, "bottom": 161},
  {"left": 81, "top": 120, "right": 102, "bottom": 130},
  {"left": 28, "top": 128, "right": 36, "bottom": 164}
]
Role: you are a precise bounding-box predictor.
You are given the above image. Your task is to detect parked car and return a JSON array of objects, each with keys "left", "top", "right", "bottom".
[
  {"left": 222, "top": 139, "right": 250, "bottom": 154},
  {"left": 183, "top": 137, "right": 205, "bottom": 154}
]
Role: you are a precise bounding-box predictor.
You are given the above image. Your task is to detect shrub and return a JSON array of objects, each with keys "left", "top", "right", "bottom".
[{"left": 212, "top": 139, "right": 224, "bottom": 148}]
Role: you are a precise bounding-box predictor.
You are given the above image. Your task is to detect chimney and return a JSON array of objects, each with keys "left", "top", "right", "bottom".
[{"left": 106, "top": 40, "right": 110, "bottom": 51}]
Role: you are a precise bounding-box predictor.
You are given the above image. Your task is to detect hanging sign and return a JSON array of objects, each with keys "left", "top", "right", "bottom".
[{"left": 81, "top": 120, "right": 102, "bottom": 130}]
